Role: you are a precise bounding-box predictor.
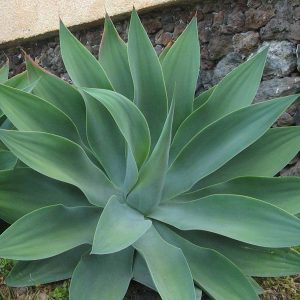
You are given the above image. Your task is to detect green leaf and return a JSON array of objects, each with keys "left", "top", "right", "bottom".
[
  {"left": 133, "top": 254, "right": 157, "bottom": 290},
  {"left": 99, "top": 15, "right": 134, "bottom": 99},
  {"left": 25, "top": 57, "right": 87, "bottom": 143},
  {"left": 182, "top": 176, "right": 300, "bottom": 215},
  {"left": 6, "top": 245, "right": 90, "bottom": 287},
  {"left": 162, "top": 18, "right": 200, "bottom": 131},
  {"left": 0, "top": 84, "right": 81, "bottom": 143},
  {"left": 128, "top": 9, "right": 168, "bottom": 146},
  {"left": 0, "top": 150, "right": 17, "bottom": 170},
  {"left": 70, "top": 248, "right": 133, "bottom": 300},
  {"left": 0, "top": 130, "right": 117, "bottom": 206},
  {"left": 127, "top": 100, "right": 174, "bottom": 213},
  {"left": 82, "top": 92, "right": 126, "bottom": 186},
  {"left": 193, "top": 48, "right": 268, "bottom": 129},
  {"left": 150, "top": 194, "right": 300, "bottom": 247},
  {"left": 0, "top": 168, "right": 88, "bottom": 224},
  {"left": 82, "top": 88, "right": 150, "bottom": 169},
  {"left": 181, "top": 230, "right": 300, "bottom": 277},
  {"left": 159, "top": 43, "right": 172, "bottom": 63},
  {"left": 92, "top": 196, "right": 151, "bottom": 254},
  {"left": 194, "top": 127, "right": 300, "bottom": 189},
  {"left": 0, "top": 62, "right": 9, "bottom": 83},
  {"left": 165, "top": 95, "right": 297, "bottom": 199},
  {"left": 4, "top": 71, "right": 29, "bottom": 89},
  {"left": 155, "top": 223, "right": 258, "bottom": 300},
  {"left": 193, "top": 86, "right": 215, "bottom": 110},
  {"left": 59, "top": 21, "right": 112, "bottom": 89},
  {"left": 171, "top": 49, "right": 268, "bottom": 157},
  {"left": 133, "top": 226, "right": 196, "bottom": 300},
  {"left": 0, "top": 205, "right": 100, "bottom": 260}
]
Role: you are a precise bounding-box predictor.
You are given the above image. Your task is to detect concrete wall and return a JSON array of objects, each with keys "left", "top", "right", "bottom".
[{"left": 0, "top": 0, "right": 187, "bottom": 47}]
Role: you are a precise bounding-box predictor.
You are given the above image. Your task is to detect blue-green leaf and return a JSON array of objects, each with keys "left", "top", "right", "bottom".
[
  {"left": 134, "top": 226, "right": 196, "bottom": 300},
  {"left": 82, "top": 88, "right": 150, "bottom": 169},
  {"left": 128, "top": 9, "right": 168, "bottom": 146},
  {"left": 0, "top": 84, "right": 81, "bottom": 143},
  {"left": 92, "top": 196, "right": 151, "bottom": 254},
  {"left": 6, "top": 245, "right": 90, "bottom": 287},
  {"left": 162, "top": 18, "right": 200, "bottom": 131},
  {"left": 99, "top": 15, "right": 134, "bottom": 99},
  {"left": 182, "top": 176, "right": 300, "bottom": 215},
  {"left": 59, "top": 21, "right": 112, "bottom": 89},
  {"left": 0, "top": 168, "right": 88, "bottom": 224},
  {"left": 165, "top": 95, "right": 297, "bottom": 199},
  {"left": 194, "top": 127, "right": 300, "bottom": 189},
  {"left": 181, "top": 230, "right": 300, "bottom": 277},
  {"left": 70, "top": 248, "right": 133, "bottom": 300},
  {"left": 0, "top": 62, "right": 9, "bottom": 84},
  {"left": 127, "top": 100, "right": 174, "bottom": 213},
  {"left": 155, "top": 223, "right": 258, "bottom": 300},
  {"left": 0, "top": 130, "right": 117, "bottom": 206},
  {"left": 0, "top": 205, "right": 100, "bottom": 260},
  {"left": 150, "top": 194, "right": 300, "bottom": 247}
]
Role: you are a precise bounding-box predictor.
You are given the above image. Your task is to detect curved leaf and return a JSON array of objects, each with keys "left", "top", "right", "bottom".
[
  {"left": 127, "top": 100, "right": 174, "bottom": 213},
  {"left": 165, "top": 95, "right": 297, "bottom": 199},
  {"left": 0, "top": 150, "right": 17, "bottom": 170},
  {"left": 99, "top": 15, "right": 134, "bottom": 99},
  {"left": 194, "top": 127, "right": 300, "bottom": 189},
  {"left": 0, "top": 84, "right": 81, "bottom": 143},
  {"left": 183, "top": 176, "right": 300, "bottom": 215},
  {"left": 150, "top": 194, "right": 300, "bottom": 247},
  {"left": 0, "top": 62, "right": 9, "bottom": 83},
  {"left": 0, "top": 168, "right": 88, "bottom": 224},
  {"left": 181, "top": 230, "right": 300, "bottom": 277},
  {"left": 171, "top": 49, "right": 268, "bottom": 157},
  {"left": 26, "top": 57, "right": 87, "bottom": 143},
  {"left": 162, "top": 17, "right": 200, "bottom": 131},
  {"left": 59, "top": 21, "right": 112, "bottom": 89},
  {"left": 6, "top": 245, "right": 90, "bottom": 287},
  {"left": 4, "top": 71, "right": 29, "bottom": 89},
  {"left": 159, "top": 43, "right": 172, "bottom": 63},
  {"left": 133, "top": 254, "right": 157, "bottom": 290},
  {"left": 82, "top": 92, "right": 126, "bottom": 186},
  {"left": 92, "top": 196, "right": 151, "bottom": 254},
  {"left": 0, "top": 205, "right": 100, "bottom": 260},
  {"left": 82, "top": 88, "right": 150, "bottom": 169},
  {"left": 133, "top": 226, "right": 196, "bottom": 300},
  {"left": 192, "top": 48, "right": 267, "bottom": 130},
  {"left": 155, "top": 223, "right": 258, "bottom": 300},
  {"left": 70, "top": 248, "right": 133, "bottom": 300},
  {"left": 128, "top": 9, "right": 168, "bottom": 146},
  {"left": 193, "top": 86, "right": 215, "bottom": 110},
  {"left": 0, "top": 130, "right": 117, "bottom": 206}
]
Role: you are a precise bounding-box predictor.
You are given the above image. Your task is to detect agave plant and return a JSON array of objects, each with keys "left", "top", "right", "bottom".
[{"left": 1, "top": 9, "right": 300, "bottom": 300}]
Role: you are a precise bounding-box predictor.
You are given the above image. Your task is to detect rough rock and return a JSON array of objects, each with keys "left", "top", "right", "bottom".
[
  {"left": 281, "top": 159, "right": 300, "bottom": 177},
  {"left": 247, "top": 0, "right": 261, "bottom": 8},
  {"left": 208, "top": 34, "right": 233, "bottom": 60},
  {"left": 260, "top": 41, "right": 297, "bottom": 77},
  {"left": 212, "top": 52, "right": 243, "bottom": 84},
  {"left": 260, "top": 18, "right": 290, "bottom": 40},
  {"left": 155, "top": 30, "right": 173, "bottom": 46},
  {"left": 224, "top": 10, "right": 245, "bottom": 33},
  {"left": 245, "top": 8, "right": 275, "bottom": 29},
  {"left": 297, "top": 44, "right": 300, "bottom": 72},
  {"left": 254, "top": 77, "right": 300, "bottom": 102},
  {"left": 277, "top": 112, "right": 295, "bottom": 126},
  {"left": 288, "top": 21, "right": 300, "bottom": 41},
  {"left": 232, "top": 31, "right": 260, "bottom": 54}
]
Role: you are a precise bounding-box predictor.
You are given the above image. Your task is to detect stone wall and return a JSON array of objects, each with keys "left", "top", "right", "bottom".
[{"left": 1, "top": 0, "right": 300, "bottom": 173}]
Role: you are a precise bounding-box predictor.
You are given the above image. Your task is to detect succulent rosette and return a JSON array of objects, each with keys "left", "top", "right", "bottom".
[{"left": 0, "top": 10, "right": 300, "bottom": 300}]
